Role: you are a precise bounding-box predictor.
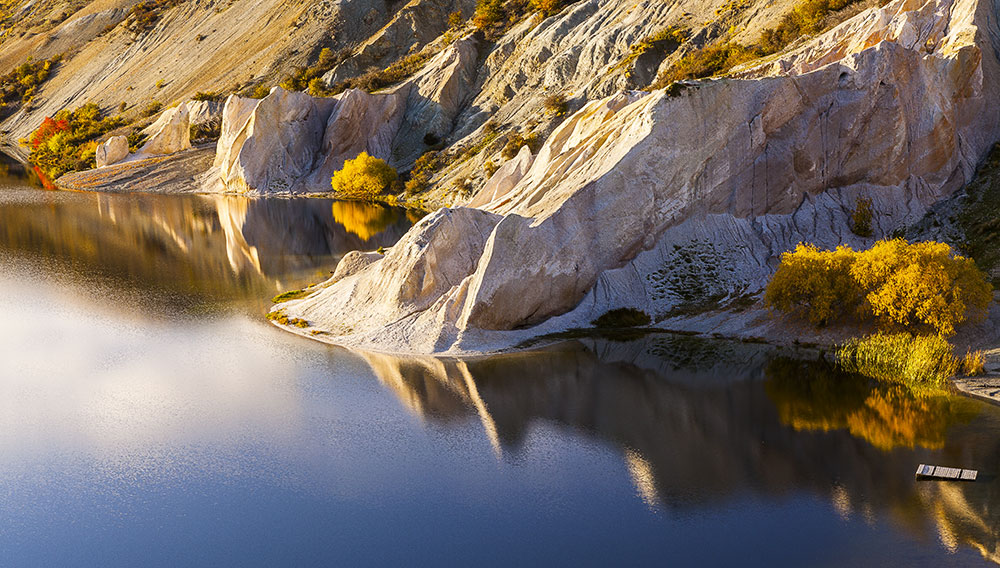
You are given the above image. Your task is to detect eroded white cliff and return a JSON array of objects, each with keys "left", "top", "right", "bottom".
[
  {"left": 276, "top": 0, "right": 1000, "bottom": 354},
  {"left": 205, "top": 37, "right": 480, "bottom": 194}
]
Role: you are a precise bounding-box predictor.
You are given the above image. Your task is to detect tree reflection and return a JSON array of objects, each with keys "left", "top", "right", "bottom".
[
  {"left": 331, "top": 201, "right": 403, "bottom": 241},
  {"left": 355, "top": 336, "right": 1000, "bottom": 563},
  {"left": 764, "top": 358, "right": 979, "bottom": 451}
]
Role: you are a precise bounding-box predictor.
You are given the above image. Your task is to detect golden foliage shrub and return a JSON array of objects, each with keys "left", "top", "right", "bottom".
[
  {"left": 330, "top": 152, "right": 398, "bottom": 200},
  {"left": 851, "top": 239, "right": 992, "bottom": 336},
  {"left": 765, "top": 239, "right": 993, "bottom": 335},
  {"left": 763, "top": 243, "right": 858, "bottom": 326}
]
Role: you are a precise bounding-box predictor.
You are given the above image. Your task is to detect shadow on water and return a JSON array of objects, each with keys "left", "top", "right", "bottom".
[{"left": 356, "top": 334, "right": 1000, "bottom": 564}]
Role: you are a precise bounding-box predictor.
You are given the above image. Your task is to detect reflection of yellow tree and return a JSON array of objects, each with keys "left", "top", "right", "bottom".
[
  {"left": 765, "top": 358, "right": 979, "bottom": 451},
  {"left": 331, "top": 201, "right": 399, "bottom": 241}
]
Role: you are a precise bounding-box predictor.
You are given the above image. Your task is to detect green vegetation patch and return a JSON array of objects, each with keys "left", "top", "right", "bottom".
[
  {"left": 124, "top": 0, "right": 188, "bottom": 34},
  {"left": 266, "top": 309, "right": 309, "bottom": 328},
  {"left": 272, "top": 288, "right": 311, "bottom": 304},
  {"left": 849, "top": 196, "right": 874, "bottom": 237},
  {"left": 591, "top": 307, "right": 652, "bottom": 328},
  {"left": 957, "top": 142, "right": 1000, "bottom": 284},
  {"left": 651, "top": 0, "right": 883, "bottom": 88},
  {"left": 0, "top": 55, "right": 62, "bottom": 118}
]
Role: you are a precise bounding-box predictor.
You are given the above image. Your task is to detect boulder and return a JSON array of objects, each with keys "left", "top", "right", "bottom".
[
  {"left": 95, "top": 135, "right": 129, "bottom": 168},
  {"left": 139, "top": 103, "right": 192, "bottom": 155},
  {"left": 212, "top": 88, "right": 337, "bottom": 193}
]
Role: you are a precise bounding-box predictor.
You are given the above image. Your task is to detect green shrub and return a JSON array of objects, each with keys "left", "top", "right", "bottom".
[
  {"left": 329, "top": 51, "right": 431, "bottom": 95},
  {"left": 271, "top": 289, "right": 311, "bottom": 303},
  {"left": 473, "top": 0, "right": 505, "bottom": 32},
  {"left": 448, "top": 10, "right": 464, "bottom": 28},
  {"left": 279, "top": 46, "right": 349, "bottom": 93},
  {"left": 849, "top": 196, "right": 873, "bottom": 237},
  {"left": 404, "top": 150, "right": 441, "bottom": 195},
  {"left": 501, "top": 130, "right": 541, "bottom": 159},
  {"left": 529, "top": 0, "right": 561, "bottom": 18},
  {"left": 592, "top": 308, "right": 652, "bottom": 328},
  {"left": 543, "top": 93, "right": 567, "bottom": 115},
  {"left": 189, "top": 120, "right": 221, "bottom": 142},
  {"left": 0, "top": 55, "right": 62, "bottom": 116},
  {"left": 651, "top": 0, "right": 870, "bottom": 88},
  {"left": 331, "top": 152, "right": 398, "bottom": 199},
  {"left": 142, "top": 101, "right": 163, "bottom": 117},
  {"left": 125, "top": 0, "right": 186, "bottom": 34},
  {"left": 192, "top": 91, "right": 222, "bottom": 101}
]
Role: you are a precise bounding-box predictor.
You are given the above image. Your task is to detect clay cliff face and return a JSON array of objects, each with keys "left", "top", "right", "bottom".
[{"left": 278, "top": 0, "right": 1000, "bottom": 354}]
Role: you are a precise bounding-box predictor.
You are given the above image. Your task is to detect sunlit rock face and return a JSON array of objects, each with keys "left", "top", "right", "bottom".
[
  {"left": 207, "top": 37, "right": 479, "bottom": 194},
  {"left": 139, "top": 103, "right": 193, "bottom": 156},
  {"left": 280, "top": 0, "right": 1000, "bottom": 354},
  {"left": 95, "top": 135, "right": 128, "bottom": 168}
]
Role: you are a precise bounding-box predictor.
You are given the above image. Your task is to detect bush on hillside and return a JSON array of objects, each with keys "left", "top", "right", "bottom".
[
  {"left": 651, "top": 0, "right": 873, "bottom": 88},
  {"left": 765, "top": 239, "right": 993, "bottom": 335},
  {"left": 851, "top": 239, "right": 993, "bottom": 336},
  {"left": 764, "top": 243, "right": 859, "bottom": 326},
  {"left": 529, "top": 0, "right": 561, "bottom": 18},
  {"left": 330, "top": 152, "right": 398, "bottom": 199},
  {"left": 22, "top": 103, "right": 127, "bottom": 178}
]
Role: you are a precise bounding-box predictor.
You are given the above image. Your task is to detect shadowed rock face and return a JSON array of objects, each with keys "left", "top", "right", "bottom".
[
  {"left": 281, "top": 0, "right": 1000, "bottom": 354},
  {"left": 354, "top": 335, "right": 1000, "bottom": 563}
]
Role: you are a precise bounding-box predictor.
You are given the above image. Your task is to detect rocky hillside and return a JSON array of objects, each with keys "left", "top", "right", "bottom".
[
  {"left": 273, "top": 0, "right": 1000, "bottom": 354},
  {"left": 4, "top": 0, "right": 1000, "bottom": 354}
]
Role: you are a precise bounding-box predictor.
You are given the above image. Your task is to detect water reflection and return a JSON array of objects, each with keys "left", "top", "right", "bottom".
[
  {"left": 765, "top": 358, "right": 980, "bottom": 451},
  {"left": 0, "top": 152, "right": 42, "bottom": 187},
  {"left": 356, "top": 336, "right": 1000, "bottom": 564},
  {"left": 0, "top": 188, "right": 416, "bottom": 314}
]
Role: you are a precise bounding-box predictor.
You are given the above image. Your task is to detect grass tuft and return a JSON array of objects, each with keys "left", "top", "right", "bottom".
[{"left": 836, "top": 333, "right": 984, "bottom": 386}]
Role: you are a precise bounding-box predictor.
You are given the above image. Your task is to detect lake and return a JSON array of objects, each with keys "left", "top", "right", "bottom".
[{"left": 1, "top": 158, "right": 999, "bottom": 566}]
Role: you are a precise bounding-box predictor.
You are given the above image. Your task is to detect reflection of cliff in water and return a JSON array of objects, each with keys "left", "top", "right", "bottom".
[
  {"left": 357, "top": 335, "right": 1000, "bottom": 564},
  {"left": 0, "top": 190, "right": 414, "bottom": 312}
]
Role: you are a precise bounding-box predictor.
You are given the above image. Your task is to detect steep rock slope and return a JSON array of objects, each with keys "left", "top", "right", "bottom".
[
  {"left": 0, "top": 0, "right": 470, "bottom": 147},
  {"left": 277, "top": 0, "right": 1000, "bottom": 354},
  {"left": 205, "top": 36, "right": 479, "bottom": 193}
]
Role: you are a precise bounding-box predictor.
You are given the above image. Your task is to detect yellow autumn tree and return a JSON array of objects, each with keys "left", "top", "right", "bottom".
[
  {"left": 765, "top": 239, "right": 992, "bottom": 335},
  {"left": 330, "top": 152, "right": 397, "bottom": 200},
  {"left": 850, "top": 239, "right": 992, "bottom": 336},
  {"left": 764, "top": 243, "right": 859, "bottom": 326}
]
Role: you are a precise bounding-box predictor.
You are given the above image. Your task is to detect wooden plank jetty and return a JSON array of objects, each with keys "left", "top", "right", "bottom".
[{"left": 916, "top": 464, "right": 978, "bottom": 481}]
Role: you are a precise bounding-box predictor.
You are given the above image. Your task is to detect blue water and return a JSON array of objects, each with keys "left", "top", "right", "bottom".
[{"left": 1, "top": 174, "right": 999, "bottom": 566}]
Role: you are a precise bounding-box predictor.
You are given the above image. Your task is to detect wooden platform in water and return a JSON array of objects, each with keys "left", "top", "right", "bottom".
[{"left": 916, "top": 464, "right": 978, "bottom": 481}]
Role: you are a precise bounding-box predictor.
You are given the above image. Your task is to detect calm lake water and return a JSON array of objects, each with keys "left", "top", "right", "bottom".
[{"left": 2, "top": 159, "right": 1000, "bottom": 566}]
